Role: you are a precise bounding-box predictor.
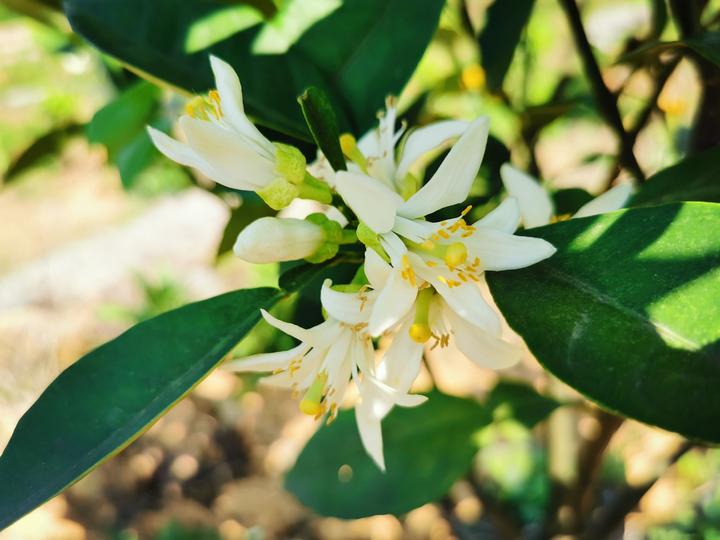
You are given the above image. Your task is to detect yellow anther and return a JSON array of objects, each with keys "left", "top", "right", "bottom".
[
  {"left": 299, "top": 372, "right": 327, "bottom": 417},
  {"left": 410, "top": 323, "right": 433, "bottom": 343},
  {"left": 445, "top": 242, "right": 467, "bottom": 268},
  {"left": 400, "top": 255, "right": 417, "bottom": 287},
  {"left": 339, "top": 133, "right": 368, "bottom": 172},
  {"left": 184, "top": 92, "right": 222, "bottom": 121}
]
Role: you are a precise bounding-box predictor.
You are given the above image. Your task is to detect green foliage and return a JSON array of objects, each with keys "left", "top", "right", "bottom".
[
  {"left": 632, "top": 148, "right": 720, "bottom": 205},
  {"left": 479, "top": 0, "right": 536, "bottom": 93},
  {"left": 485, "top": 380, "right": 561, "bottom": 428},
  {"left": 64, "top": 0, "right": 445, "bottom": 138},
  {"left": 0, "top": 287, "right": 283, "bottom": 530},
  {"left": 487, "top": 202, "right": 720, "bottom": 443},
  {"left": 298, "top": 86, "right": 346, "bottom": 171}
]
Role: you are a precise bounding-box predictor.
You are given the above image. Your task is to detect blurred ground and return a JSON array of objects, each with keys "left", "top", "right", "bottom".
[{"left": 1, "top": 1, "right": 719, "bottom": 539}]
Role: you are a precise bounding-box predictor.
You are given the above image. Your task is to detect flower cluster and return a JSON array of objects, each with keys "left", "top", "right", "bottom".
[{"left": 149, "top": 56, "right": 629, "bottom": 470}]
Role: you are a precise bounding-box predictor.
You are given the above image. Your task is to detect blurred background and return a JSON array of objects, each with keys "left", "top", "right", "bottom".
[{"left": 1, "top": 0, "right": 719, "bottom": 538}]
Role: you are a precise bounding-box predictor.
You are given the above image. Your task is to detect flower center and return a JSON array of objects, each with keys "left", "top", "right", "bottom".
[
  {"left": 299, "top": 372, "right": 328, "bottom": 417},
  {"left": 409, "top": 288, "right": 434, "bottom": 343},
  {"left": 184, "top": 90, "right": 223, "bottom": 121}
]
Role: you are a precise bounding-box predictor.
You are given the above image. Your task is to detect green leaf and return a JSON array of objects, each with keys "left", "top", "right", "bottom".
[
  {"left": 631, "top": 148, "right": 720, "bottom": 205},
  {"left": 64, "top": 0, "right": 445, "bottom": 138},
  {"left": 479, "top": 0, "right": 536, "bottom": 92},
  {"left": 298, "top": 86, "right": 346, "bottom": 171},
  {"left": 485, "top": 380, "right": 561, "bottom": 428},
  {"left": 285, "top": 391, "right": 491, "bottom": 518},
  {"left": 683, "top": 32, "right": 720, "bottom": 66},
  {"left": 487, "top": 202, "right": 720, "bottom": 443},
  {"left": 0, "top": 287, "right": 283, "bottom": 530},
  {"left": 552, "top": 188, "right": 594, "bottom": 216}
]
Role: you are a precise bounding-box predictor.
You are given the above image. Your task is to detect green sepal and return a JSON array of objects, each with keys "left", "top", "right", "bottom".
[
  {"left": 357, "top": 222, "right": 389, "bottom": 262},
  {"left": 304, "top": 212, "right": 342, "bottom": 263},
  {"left": 274, "top": 142, "right": 307, "bottom": 185},
  {"left": 257, "top": 177, "right": 300, "bottom": 210}
]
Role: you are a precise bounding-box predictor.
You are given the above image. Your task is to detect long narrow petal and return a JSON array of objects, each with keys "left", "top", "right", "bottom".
[
  {"left": 500, "top": 164, "right": 554, "bottom": 228},
  {"left": 473, "top": 197, "right": 521, "bottom": 233},
  {"left": 260, "top": 309, "right": 313, "bottom": 343},
  {"left": 364, "top": 248, "right": 392, "bottom": 290},
  {"left": 395, "top": 120, "right": 469, "bottom": 179},
  {"left": 223, "top": 343, "right": 308, "bottom": 372},
  {"left": 413, "top": 265, "right": 501, "bottom": 334},
  {"left": 367, "top": 268, "right": 418, "bottom": 336},
  {"left": 209, "top": 55, "right": 275, "bottom": 158},
  {"left": 377, "top": 318, "right": 424, "bottom": 392},
  {"left": 445, "top": 306, "right": 522, "bottom": 369},
  {"left": 398, "top": 116, "right": 490, "bottom": 219},
  {"left": 334, "top": 171, "right": 404, "bottom": 234},
  {"left": 393, "top": 216, "right": 437, "bottom": 243},
  {"left": 147, "top": 127, "right": 205, "bottom": 169},
  {"left": 179, "top": 116, "right": 276, "bottom": 190},
  {"left": 573, "top": 183, "right": 633, "bottom": 219},
  {"left": 465, "top": 229, "right": 556, "bottom": 271},
  {"left": 355, "top": 394, "right": 386, "bottom": 471},
  {"left": 320, "top": 279, "right": 371, "bottom": 325}
]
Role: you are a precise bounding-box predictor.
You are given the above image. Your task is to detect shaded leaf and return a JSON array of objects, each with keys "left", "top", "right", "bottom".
[
  {"left": 298, "top": 86, "right": 346, "bottom": 171},
  {"left": 485, "top": 380, "right": 561, "bottom": 428}
]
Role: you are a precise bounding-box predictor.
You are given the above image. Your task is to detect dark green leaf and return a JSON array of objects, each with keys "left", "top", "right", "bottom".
[
  {"left": 298, "top": 86, "right": 346, "bottom": 171},
  {"left": 479, "top": 0, "right": 536, "bottom": 92},
  {"left": 631, "top": 148, "right": 720, "bottom": 205},
  {"left": 552, "top": 188, "right": 594, "bottom": 216},
  {"left": 115, "top": 129, "right": 158, "bottom": 188},
  {"left": 65, "top": 0, "right": 445, "bottom": 138},
  {"left": 487, "top": 202, "right": 720, "bottom": 443},
  {"left": 684, "top": 32, "right": 720, "bottom": 66},
  {"left": 285, "top": 391, "right": 490, "bottom": 518},
  {"left": 0, "top": 287, "right": 283, "bottom": 530},
  {"left": 3, "top": 122, "right": 83, "bottom": 183},
  {"left": 485, "top": 380, "right": 561, "bottom": 428},
  {"left": 279, "top": 257, "right": 360, "bottom": 296}
]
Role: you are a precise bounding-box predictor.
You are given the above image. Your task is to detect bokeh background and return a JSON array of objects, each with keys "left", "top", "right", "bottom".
[{"left": 1, "top": 0, "right": 719, "bottom": 538}]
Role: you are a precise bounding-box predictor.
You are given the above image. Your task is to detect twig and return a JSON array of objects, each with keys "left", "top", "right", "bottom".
[
  {"left": 581, "top": 440, "right": 694, "bottom": 540},
  {"left": 558, "top": 0, "right": 645, "bottom": 183}
]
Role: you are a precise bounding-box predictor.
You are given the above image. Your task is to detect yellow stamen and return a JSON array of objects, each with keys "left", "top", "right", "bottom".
[
  {"left": 339, "top": 133, "right": 368, "bottom": 172},
  {"left": 299, "top": 372, "right": 328, "bottom": 416},
  {"left": 409, "top": 288, "right": 434, "bottom": 343},
  {"left": 400, "top": 255, "right": 417, "bottom": 287}
]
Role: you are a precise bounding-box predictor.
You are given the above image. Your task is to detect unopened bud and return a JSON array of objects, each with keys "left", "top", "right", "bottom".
[{"left": 233, "top": 217, "right": 325, "bottom": 263}]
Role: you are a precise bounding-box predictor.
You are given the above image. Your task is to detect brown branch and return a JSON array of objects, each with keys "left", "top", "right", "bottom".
[{"left": 558, "top": 0, "right": 646, "bottom": 183}]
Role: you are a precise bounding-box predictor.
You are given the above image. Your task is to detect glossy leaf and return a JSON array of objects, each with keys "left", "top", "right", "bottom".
[
  {"left": 298, "top": 86, "right": 346, "bottom": 171},
  {"left": 684, "top": 32, "right": 720, "bottom": 66},
  {"left": 479, "top": 0, "right": 536, "bottom": 92},
  {"left": 65, "top": 0, "right": 445, "bottom": 138},
  {"left": 0, "top": 287, "right": 283, "bottom": 530},
  {"left": 631, "top": 148, "right": 720, "bottom": 205},
  {"left": 487, "top": 202, "right": 720, "bottom": 443},
  {"left": 285, "top": 391, "right": 490, "bottom": 518}
]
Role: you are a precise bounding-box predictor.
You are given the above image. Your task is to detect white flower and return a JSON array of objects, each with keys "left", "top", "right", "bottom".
[
  {"left": 500, "top": 164, "right": 634, "bottom": 228},
  {"left": 224, "top": 279, "right": 424, "bottom": 470},
  {"left": 233, "top": 217, "right": 325, "bottom": 263},
  {"left": 147, "top": 56, "right": 326, "bottom": 210}
]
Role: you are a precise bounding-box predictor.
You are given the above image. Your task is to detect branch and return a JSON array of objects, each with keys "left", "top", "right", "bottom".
[
  {"left": 558, "top": 0, "right": 645, "bottom": 182},
  {"left": 581, "top": 440, "right": 694, "bottom": 540}
]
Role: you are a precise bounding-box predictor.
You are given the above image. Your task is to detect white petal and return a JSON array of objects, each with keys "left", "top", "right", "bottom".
[
  {"left": 393, "top": 216, "right": 437, "bottom": 243},
  {"left": 398, "top": 116, "right": 490, "bottom": 219},
  {"left": 500, "top": 164, "right": 554, "bottom": 228},
  {"left": 355, "top": 394, "right": 386, "bottom": 471},
  {"left": 445, "top": 306, "right": 522, "bottom": 369},
  {"left": 474, "top": 197, "right": 521, "bottom": 233},
  {"left": 367, "top": 268, "right": 418, "bottom": 336},
  {"left": 573, "top": 183, "right": 633, "bottom": 219},
  {"left": 260, "top": 309, "right": 313, "bottom": 343},
  {"left": 322, "top": 331, "right": 353, "bottom": 395},
  {"left": 320, "top": 279, "right": 370, "bottom": 325},
  {"left": 377, "top": 318, "right": 424, "bottom": 393},
  {"left": 147, "top": 126, "right": 205, "bottom": 169},
  {"left": 379, "top": 232, "right": 409, "bottom": 264},
  {"left": 364, "top": 248, "right": 392, "bottom": 290},
  {"left": 465, "top": 229, "right": 556, "bottom": 271},
  {"left": 413, "top": 266, "right": 501, "bottom": 334},
  {"left": 223, "top": 342, "right": 308, "bottom": 372},
  {"left": 395, "top": 120, "right": 469, "bottom": 179},
  {"left": 334, "top": 171, "right": 403, "bottom": 234},
  {"left": 179, "top": 116, "right": 276, "bottom": 190},
  {"left": 209, "top": 55, "right": 275, "bottom": 158}
]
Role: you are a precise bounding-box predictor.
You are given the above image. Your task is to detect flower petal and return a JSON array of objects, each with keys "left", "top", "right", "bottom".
[
  {"left": 368, "top": 268, "right": 418, "bottom": 336},
  {"left": 179, "top": 116, "right": 276, "bottom": 190},
  {"left": 320, "top": 279, "right": 371, "bottom": 325},
  {"left": 465, "top": 229, "right": 556, "bottom": 271},
  {"left": 209, "top": 55, "right": 275, "bottom": 158},
  {"left": 334, "top": 171, "right": 404, "bottom": 234},
  {"left": 500, "top": 164, "right": 554, "bottom": 228},
  {"left": 147, "top": 126, "right": 205, "bottom": 169},
  {"left": 445, "top": 305, "right": 522, "bottom": 369},
  {"left": 393, "top": 216, "right": 437, "bottom": 243},
  {"left": 395, "top": 120, "right": 469, "bottom": 179},
  {"left": 398, "top": 116, "right": 490, "bottom": 219},
  {"left": 260, "top": 309, "right": 313, "bottom": 343},
  {"left": 355, "top": 392, "right": 386, "bottom": 471},
  {"left": 223, "top": 342, "right": 308, "bottom": 372},
  {"left": 473, "top": 197, "right": 521, "bottom": 233},
  {"left": 376, "top": 318, "right": 424, "bottom": 393},
  {"left": 573, "top": 183, "right": 633, "bottom": 219},
  {"left": 364, "top": 248, "right": 392, "bottom": 290}
]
